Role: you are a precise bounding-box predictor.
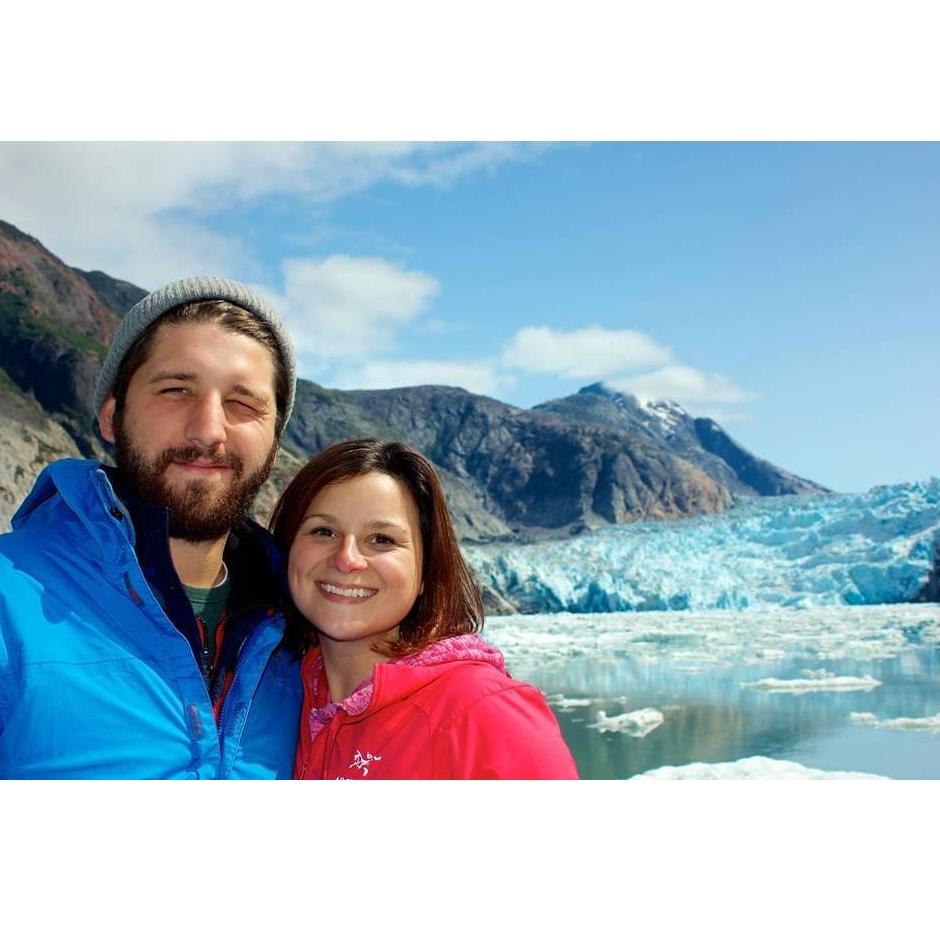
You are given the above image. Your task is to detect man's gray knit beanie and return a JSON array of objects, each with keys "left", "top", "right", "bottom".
[{"left": 94, "top": 275, "right": 297, "bottom": 428}]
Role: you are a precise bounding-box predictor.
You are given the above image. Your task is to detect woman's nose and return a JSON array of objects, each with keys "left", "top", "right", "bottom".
[{"left": 333, "top": 535, "right": 367, "bottom": 573}]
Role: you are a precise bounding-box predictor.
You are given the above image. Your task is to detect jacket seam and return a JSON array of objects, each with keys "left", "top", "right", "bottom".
[{"left": 431, "top": 682, "right": 533, "bottom": 737}]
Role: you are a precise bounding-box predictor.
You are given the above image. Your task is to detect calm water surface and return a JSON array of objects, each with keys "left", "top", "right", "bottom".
[{"left": 484, "top": 604, "right": 940, "bottom": 779}]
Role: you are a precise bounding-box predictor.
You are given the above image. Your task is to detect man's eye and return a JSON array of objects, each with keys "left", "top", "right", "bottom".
[
  {"left": 157, "top": 387, "right": 187, "bottom": 395},
  {"left": 227, "top": 399, "right": 258, "bottom": 412}
]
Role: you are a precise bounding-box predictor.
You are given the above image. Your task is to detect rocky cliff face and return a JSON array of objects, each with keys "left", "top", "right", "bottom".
[
  {"left": 0, "top": 217, "right": 820, "bottom": 541},
  {"left": 72, "top": 268, "right": 148, "bottom": 319},
  {"left": 0, "top": 219, "right": 120, "bottom": 451},
  {"left": 0, "top": 369, "right": 86, "bottom": 530}
]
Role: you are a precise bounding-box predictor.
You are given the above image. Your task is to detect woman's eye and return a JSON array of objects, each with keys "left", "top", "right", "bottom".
[
  {"left": 309, "top": 526, "right": 336, "bottom": 538},
  {"left": 371, "top": 534, "right": 396, "bottom": 546}
]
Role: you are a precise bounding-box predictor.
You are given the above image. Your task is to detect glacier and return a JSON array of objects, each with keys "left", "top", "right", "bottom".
[{"left": 465, "top": 479, "right": 940, "bottom": 613}]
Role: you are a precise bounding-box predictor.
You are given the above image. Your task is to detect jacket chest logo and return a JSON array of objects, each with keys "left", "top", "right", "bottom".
[{"left": 348, "top": 749, "right": 383, "bottom": 777}]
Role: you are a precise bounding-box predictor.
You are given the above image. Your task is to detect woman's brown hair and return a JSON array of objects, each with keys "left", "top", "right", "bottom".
[{"left": 270, "top": 438, "right": 484, "bottom": 658}]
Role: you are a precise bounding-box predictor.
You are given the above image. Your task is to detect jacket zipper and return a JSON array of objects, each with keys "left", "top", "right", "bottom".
[
  {"left": 321, "top": 719, "right": 343, "bottom": 779},
  {"left": 301, "top": 711, "right": 345, "bottom": 779},
  {"left": 217, "top": 624, "right": 274, "bottom": 777}
]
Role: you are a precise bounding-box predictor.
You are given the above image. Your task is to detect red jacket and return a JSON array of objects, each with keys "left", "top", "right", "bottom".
[{"left": 294, "top": 634, "right": 579, "bottom": 779}]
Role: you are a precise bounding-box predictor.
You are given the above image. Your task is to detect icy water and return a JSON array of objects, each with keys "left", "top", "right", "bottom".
[{"left": 483, "top": 604, "right": 940, "bottom": 779}]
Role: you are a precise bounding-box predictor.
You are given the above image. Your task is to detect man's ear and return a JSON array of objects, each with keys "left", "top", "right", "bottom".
[{"left": 98, "top": 395, "right": 117, "bottom": 444}]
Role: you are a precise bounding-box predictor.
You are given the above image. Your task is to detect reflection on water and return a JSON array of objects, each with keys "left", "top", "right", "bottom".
[{"left": 483, "top": 605, "right": 940, "bottom": 779}]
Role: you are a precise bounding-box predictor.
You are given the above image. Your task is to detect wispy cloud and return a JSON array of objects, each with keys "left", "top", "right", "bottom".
[
  {"left": 330, "top": 358, "right": 508, "bottom": 398},
  {"left": 0, "top": 142, "right": 542, "bottom": 288},
  {"left": 501, "top": 325, "right": 673, "bottom": 378},
  {"left": 495, "top": 324, "right": 755, "bottom": 415},
  {"left": 607, "top": 365, "right": 754, "bottom": 409}
]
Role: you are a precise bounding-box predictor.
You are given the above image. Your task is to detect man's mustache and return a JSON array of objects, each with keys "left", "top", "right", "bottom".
[{"left": 154, "top": 446, "right": 244, "bottom": 475}]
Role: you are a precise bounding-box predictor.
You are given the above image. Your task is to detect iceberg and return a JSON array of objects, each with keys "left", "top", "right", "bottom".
[
  {"left": 849, "top": 712, "right": 940, "bottom": 733},
  {"left": 740, "top": 674, "right": 882, "bottom": 694},
  {"left": 546, "top": 694, "right": 593, "bottom": 711},
  {"left": 588, "top": 707, "right": 665, "bottom": 737},
  {"left": 466, "top": 480, "right": 940, "bottom": 613},
  {"left": 630, "top": 756, "right": 890, "bottom": 780}
]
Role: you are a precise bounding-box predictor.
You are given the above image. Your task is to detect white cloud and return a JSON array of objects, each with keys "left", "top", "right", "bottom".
[
  {"left": 0, "top": 142, "right": 540, "bottom": 288},
  {"left": 258, "top": 255, "right": 439, "bottom": 359},
  {"left": 329, "top": 358, "right": 508, "bottom": 398},
  {"left": 501, "top": 325, "right": 673, "bottom": 378},
  {"left": 607, "top": 365, "right": 754, "bottom": 409}
]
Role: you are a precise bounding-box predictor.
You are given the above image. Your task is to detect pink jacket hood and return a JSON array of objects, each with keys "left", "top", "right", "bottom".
[{"left": 306, "top": 633, "right": 507, "bottom": 741}]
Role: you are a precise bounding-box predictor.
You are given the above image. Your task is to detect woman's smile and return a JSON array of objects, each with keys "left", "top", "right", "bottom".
[{"left": 316, "top": 581, "right": 379, "bottom": 602}]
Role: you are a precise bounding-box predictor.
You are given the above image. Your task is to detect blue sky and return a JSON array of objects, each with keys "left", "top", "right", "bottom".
[{"left": 0, "top": 141, "right": 936, "bottom": 493}]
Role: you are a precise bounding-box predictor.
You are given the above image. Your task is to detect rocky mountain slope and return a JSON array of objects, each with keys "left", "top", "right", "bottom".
[
  {"left": 536, "top": 383, "right": 827, "bottom": 497},
  {"left": 281, "top": 382, "right": 733, "bottom": 539},
  {"left": 0, "top": 217, "right": 823, "bottom": 540}
]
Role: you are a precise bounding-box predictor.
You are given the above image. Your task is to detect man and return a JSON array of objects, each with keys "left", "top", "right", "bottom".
[{"left": 0, "top": 276, "right": 303, "bottom": 778}]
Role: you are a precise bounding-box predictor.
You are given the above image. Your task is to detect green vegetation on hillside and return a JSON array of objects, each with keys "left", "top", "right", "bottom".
[{"left": 0, "top": 271, "right": 107, "bottom": 359}]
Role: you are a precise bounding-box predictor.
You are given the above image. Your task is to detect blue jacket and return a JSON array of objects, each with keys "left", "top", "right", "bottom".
[{"left": 0, "top": 459, "right": 302, "bottom": 779}]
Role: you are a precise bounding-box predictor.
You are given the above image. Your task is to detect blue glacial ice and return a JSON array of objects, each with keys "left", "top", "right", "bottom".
[{"left": 465, "top": 480, "right": 940, "bottom": 613}]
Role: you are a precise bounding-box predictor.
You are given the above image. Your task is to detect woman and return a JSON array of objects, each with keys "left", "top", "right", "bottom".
[{"left": 270, "top": 438, "right": 578, "bottom": 779}]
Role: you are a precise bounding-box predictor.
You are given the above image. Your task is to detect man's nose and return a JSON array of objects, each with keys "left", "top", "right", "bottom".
[
  {"left": 333, "top": 535, "right": 367, "bottom": 573},
  {"left": 185, "top": 394, "right": 227, "bottom": 449}
]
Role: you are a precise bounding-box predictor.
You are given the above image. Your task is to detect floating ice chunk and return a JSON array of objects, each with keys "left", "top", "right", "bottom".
[
  {"left": 800, "top": 668, "right": 835, "bottom": 679},
  {"left": 741, "top": 674, "right": 881, "bottom": 694},
  {"left": 589, "top": 707, "right": 664, "bottom": 737},
  {"left": 632, "top": 756, "right": 889, "bottom": 780},
  {"left": 850, "top": 712, "right": 940, "bottom": 733},
  {"left": 748, "top": 648, "right": 788, "bottom": 663},
  {"left": 547, "top": 694, "right": 593, "bottom": 711}
]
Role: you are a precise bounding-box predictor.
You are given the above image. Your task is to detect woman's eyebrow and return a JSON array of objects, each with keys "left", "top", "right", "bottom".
[
  {"left": 302, "top": 512, "right": 338, "bottom": 524},
  {"left": 300, "top": 512, "right": 407, "bottom": 531},
  {"left": 365, "top": 520, "right": 408, "bottom": 532}
]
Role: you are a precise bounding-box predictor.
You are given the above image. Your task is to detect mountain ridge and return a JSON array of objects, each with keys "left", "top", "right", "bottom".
[{"left": 0, "top": 217, "right": 826, "bottom": 540}]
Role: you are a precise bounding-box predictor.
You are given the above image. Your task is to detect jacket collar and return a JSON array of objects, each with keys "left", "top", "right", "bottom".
[
  {"left": 12, "top": 459, "right": 135, "bottom": 568},
  {"left": 305, "top": 634, "right": 507, "bottom": 741}
]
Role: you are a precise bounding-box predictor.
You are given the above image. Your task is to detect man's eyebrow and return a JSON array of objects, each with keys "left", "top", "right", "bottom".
[
  {"left": 231, "top": 383, "right": 272, "bottom": 404},
  {"left": 147, "top": 371, "right": 197, "bottom": 384}
]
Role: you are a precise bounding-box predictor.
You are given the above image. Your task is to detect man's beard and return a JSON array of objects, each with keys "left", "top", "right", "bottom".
[{"left": 112, "top": 409, "right": 277, "bottom": 542}]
